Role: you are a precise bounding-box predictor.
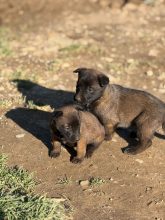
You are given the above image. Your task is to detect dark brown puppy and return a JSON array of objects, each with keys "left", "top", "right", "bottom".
[
  {"left": 50, "top": 105, "right": 105, "bottom": 163},
  {"left": 74, "top": 68, "right": 165, "bottom": 155}
]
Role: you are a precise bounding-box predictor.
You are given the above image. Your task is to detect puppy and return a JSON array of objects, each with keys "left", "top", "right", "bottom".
[
  {"left": 50, "top": 105, "right": 105, "bottom": 163},
  {"left": 74, "top": 68, "right": 165, "bottom": 155}
]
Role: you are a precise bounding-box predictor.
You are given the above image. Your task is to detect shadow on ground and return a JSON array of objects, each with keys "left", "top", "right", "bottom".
[
  {"left": 6, "top": 80, "right": 75, "bottom": 153},
  {"left": 6, "top": 108, "right": 52, "bottom": 149},
  {"left": 12, "top": 79, "right": 74, "bottom": 109}
]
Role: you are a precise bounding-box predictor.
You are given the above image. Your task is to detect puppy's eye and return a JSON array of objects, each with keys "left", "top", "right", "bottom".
[
  {"left": 64, "top": 125, "right": 70, "bottom": 130},
  {"left": 88, "top": 87, "right": 94, "bottom": 93}
]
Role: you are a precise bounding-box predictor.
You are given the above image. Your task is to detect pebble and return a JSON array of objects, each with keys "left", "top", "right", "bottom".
[
  {"left": 158, "top": 73, "right": 165, "bottom": 80},
  {"left": 135, "top": 159, "right": 144, "bottom": 164},
  {"left": 127, "top": 58, "right": 135, "bottom": 64},
  {"left": 148, "top": 49, "right": 159, "bottom": 57},
  {"left": 159, "top": 89, "right": 165, "bottom": 94},
  {"left": 146, "top": 70, "right": 153, "bottom": 76},
  {"left": 146, "top": 186, "right": 152, "bottom": 192},
  {"left": 102, "top": 57, "right": 114, "bottom": 62},
  {"left": 147, "top": 201, "right": 153, "bottom": 206},
  {"left": 79, "top": 180, "right": 90, "bottom": 189},
  {"left": 16, "top": 133, "right": 25, "bottom": 138}
]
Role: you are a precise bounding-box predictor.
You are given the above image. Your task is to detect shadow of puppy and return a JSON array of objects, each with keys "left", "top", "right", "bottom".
[
  {"left": 6, "top": 108, "right": 78, "bottom": 159},
  {"left": 12, "top": 79, "right": 74, "bottom": 109},
  {"left": 6, "top": 80, "right": 75, "bottom": 155},
  {"left": 6, "top": 108, "right": 52, "bottom": 149}
]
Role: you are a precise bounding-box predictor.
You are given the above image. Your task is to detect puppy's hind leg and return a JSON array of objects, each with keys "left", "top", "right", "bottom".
[{"left": 123, "top": 117, "right": 159, "bottom": 155}]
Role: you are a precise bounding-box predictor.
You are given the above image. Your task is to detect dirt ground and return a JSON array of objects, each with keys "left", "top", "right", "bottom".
[{"left": 0, "top": 1, "right": 165, "bottom": 219}]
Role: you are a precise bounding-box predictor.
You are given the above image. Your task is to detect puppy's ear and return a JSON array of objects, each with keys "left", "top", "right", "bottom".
[
  {"left": 53, "top": 111, "right": 63, "bottom": 118},
  {"left": 73, "top": 68, "right": 87, "bottom": 76},
  {"left": 98, "top": 74, "right": 109, "bottom": 87}
]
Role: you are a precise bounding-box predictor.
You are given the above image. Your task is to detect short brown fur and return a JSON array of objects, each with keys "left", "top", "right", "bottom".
[
  {"left": 50, "top": 105, "right": 105, "bottom": 163},
  {"left": 74, "top": 68, "right": 165, "bottom": 154}
]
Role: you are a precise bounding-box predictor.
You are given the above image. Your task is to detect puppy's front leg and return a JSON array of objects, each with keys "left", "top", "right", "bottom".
[
  {"left": 49, "top": 133, "right": 61, "bottom": 158},
  {"left": 71, "top": 139, "right": 86, "bottom": 164},
  {"left": 105, "top": 123, "right": 116, "bottom": 141}
]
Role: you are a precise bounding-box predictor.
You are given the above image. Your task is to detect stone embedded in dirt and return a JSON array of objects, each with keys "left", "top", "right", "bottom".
[
  {"left": 135, "top": 159, "right": 144, "bottom": 164},
  {"left": 79, "top": 180, "right": 90, "bottom": 189},
  {"left": 159, "top": 88, "right": 165, "bottom": 94},
  {"left": 132, "top": 173, "right": 139, "bottom": 177},
  {"left": 148, "top": 49, "right": 159, "bottom": 57},
  {"left": 145, "top": 186, "right": 152, "bottom": 192},
  {"left": 147, "top": 201, "right": 153, "bottom": 206},
  {"left": 158, "top": 73, "right": 165, "bottom": 80},
  {"left": 159, "top": 82, "right": 165, "bottom": 89},
  {"left": 102, "top": 57, "right": 114, "bottom": 62},
  {"left": 143, "top": 85, "right": 147, "bottom": 89},
  {"left": 112, "top": 138, "right": 117, "bottom": 142},
  {"left": 16, "top": 133, "right": 25, "bottom": 138},
  {"left": 146, "top": 70, "right": 153, "bottom": 76},
  {"left": 127, "top": 58, "right": 135, "bottom": 64}
]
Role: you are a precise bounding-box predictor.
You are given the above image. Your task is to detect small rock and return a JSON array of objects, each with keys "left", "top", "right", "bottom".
[
  {"left": 135, "top": 159, "right": 144, "bottom": 164},
  {"left": 79, "top": 180, "right": 90, "bottom": 189},
  {"left": 143, "top": 85, "right": 147, "bottom": 90},
  {"left": 132, "top": 173, "right": 139, "bottom": 177},
  {"left": 147, "top": 201, "right": 153, "bottom": 206},
  {"left": 127, "top": 58, "right": 134, "bottom": 64},
  {"left": 159, "top": 89, "right": 165, "bottom": 94},
  {"left": 158, "top": 73, "right": 165, "bottom": 80},
  {"left": 97, "top": 63, "right": 104, "bottom": 69},
  {"left": 102, "top": 57, "right": 114, "bottom": 62},
  {"left": 62, "top": 63, "right": 70, "bottom": 68},
  {"left": 112, "top": 138, "right": 117, "bottom": 142},
  {"left": 16, "top": 133, "right": 25, "bottom": 138},
  {"left": 146, "top": 70, "right": 153, "bottom": 76},
  {"left": 149, "top": 49, "right": 159, "bottom": 57},
  {"left": 146, "top": 186, "right": 152, "bottom": 192}
]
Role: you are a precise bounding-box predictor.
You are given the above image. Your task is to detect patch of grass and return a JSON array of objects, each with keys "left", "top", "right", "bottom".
[
  {"left": 89, "top": 177, "right": 105, "bottom": 187},
  {"left": 57, "top": 175, "right": 72, "bottom": 185},
  {"left": 144, "top": 0, "right": 156, "bottom": 5},
  {"left": 0, "top": 28, "right": 12, "bottom": 57},
  {"left": 104, "top": 59, "right": 139, "bottom": 75},
  {"left": 0, "top": 154, "right": 71, "bottom": 220},
  {"left": 11, "top": 70, "right": 37, "bottom": 82},
  {"left": 58, "top": 43, "right": 105, "bottom": 57},
  {"left": 26, "top": 100, "right": 39, "bottom": 109},
  {"left": 59, "top": 44, "right": 82, "bottom": 53},
  {"left": 105, "top": 62, "right": 123, "bottom": 73},
  {"left": 45, "top": 59, "right": 64, "bottom": 72},
  {"left": 0, "top": 99, "right": 13, "bottom": 108}
]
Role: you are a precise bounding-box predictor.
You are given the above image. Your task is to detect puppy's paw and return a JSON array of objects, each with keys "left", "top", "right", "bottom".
[
  {"left": 71, "top": 157, "right": 83, "bottom": 164},
  {"left": 85, "top": 152, "right": 92, "bottom": 158},
  {"left": 104, "top": 135, "right": 112, "bottom": 141},
  {"left": 129, "top": 131, "right": 137, "bottom": 139},
  {"left": 49, "top": 150, "right": 60, "bottom": 158},
  {"left": 122, "top": 146, "right": 138, "bottom": 155}
]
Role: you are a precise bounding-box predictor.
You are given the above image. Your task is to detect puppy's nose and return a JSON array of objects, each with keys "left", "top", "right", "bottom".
[{"left": 74, "top": 94, "right": 81, "bottom": 102}]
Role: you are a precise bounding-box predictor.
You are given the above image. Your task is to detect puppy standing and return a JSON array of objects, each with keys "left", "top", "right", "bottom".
[
  {"left": 50, "top": 105, "right": 105, "bottom": 163},
  {"left": 74, "top": 68, "right": 165, "bottom": 155}
]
